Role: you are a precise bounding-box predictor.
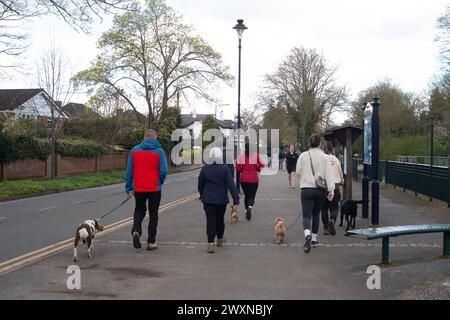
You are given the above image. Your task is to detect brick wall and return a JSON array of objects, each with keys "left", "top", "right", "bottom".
[
  {"left": 3, "top": 158, "right": 47, "bottom": 180},
  {"left": 57, "top": 155, "right": 96, "bottom": 176},
  {"left": 0, "top": 152, "right": 128, "bottom": 180},
  {"left": 97, "top": 153, "right": 128, "bottom": 172}
]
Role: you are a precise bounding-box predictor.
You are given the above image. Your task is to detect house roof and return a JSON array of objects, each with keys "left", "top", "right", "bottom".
[
  {"left": 62, "top": 102, "right": 88, "bottom": 118},
  {"left": 180, "top": 114, "right": 235, "bottom": 129},
  {"left": 0, "top": 89, "right": 44, "bottom": 111}
]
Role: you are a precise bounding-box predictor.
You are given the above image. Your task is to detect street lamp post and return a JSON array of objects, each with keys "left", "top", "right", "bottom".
[
  {"left": 147, "top": 85, "right": 154, "bottom": 129},
  {"left": 233, "top": 19, "right": 248, "bottom": 190}
]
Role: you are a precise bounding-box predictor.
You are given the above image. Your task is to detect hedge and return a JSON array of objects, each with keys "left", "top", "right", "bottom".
[
  {"left": 56, "top": 139, "right": 107, "bottom": 158},
  {"left": 0, "top": 133, "right": 107, "bottom": 164}
]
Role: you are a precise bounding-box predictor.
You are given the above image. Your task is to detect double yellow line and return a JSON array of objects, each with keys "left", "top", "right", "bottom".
[{"left": 0, "top": 193, "right": 199, "bottom": 274}]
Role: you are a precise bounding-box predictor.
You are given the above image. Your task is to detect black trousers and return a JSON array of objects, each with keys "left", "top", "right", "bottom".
[
  {"left": 204, "top": 204, "right": 227, "bottom": 243},
  {"left": 132, "top": 191, "right": 161, "bottom": 244},
  {"left": 241, "top": 182, "right": 258, "bottom": 210},
  {"left": 301, "top": 188, "right": 327, "bottom": 235},
  {"left": 321, "top": 186, "right": 341, "bottom": 225}
]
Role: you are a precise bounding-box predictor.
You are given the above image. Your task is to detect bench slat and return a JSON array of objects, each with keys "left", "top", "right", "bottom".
[{"left": 346, "top": 224, "right": 450, "bottom": 240}]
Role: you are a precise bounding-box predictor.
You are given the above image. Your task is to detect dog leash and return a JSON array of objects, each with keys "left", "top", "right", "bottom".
[
  {"left": 285, "top": 212, "right": 302, "bottom": 231},
  {"left": 96, "top": 196, "right": 132, "bottom": 221}
]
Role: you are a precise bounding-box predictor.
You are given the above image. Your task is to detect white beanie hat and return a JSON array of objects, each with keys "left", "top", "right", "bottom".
[{"left": 209, "top": 147, "right": 223, "bottom": 162}]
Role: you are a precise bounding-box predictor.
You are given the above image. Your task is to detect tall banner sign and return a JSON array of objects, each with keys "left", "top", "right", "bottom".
[{"left": 363, "top": 102, "right": 373, "bottom": 165}]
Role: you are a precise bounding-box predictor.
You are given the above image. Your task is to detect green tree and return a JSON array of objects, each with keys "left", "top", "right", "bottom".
[
  {"left": 261, "top": 101, "right": 297, "bottom": 149},
  {"left": 73, "top": 0, "right": 232, "bottom": 129},
  {"left": 201, "top": 115, "right": 220, "bottom": 150},
  {"left": 347, "top": 80, "right": 425, "bottom": 138},
  {"left": 346, "top": 80, "right": 436, "bottom": 159},
  {"left": 156, "top": 107, "right": 181, "bottom": 155}
]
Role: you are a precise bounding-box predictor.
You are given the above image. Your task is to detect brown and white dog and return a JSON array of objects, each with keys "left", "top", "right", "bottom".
[
  {"left": 274, "top": 218, "right": 286, "bottom": 245},
  {"left": 73, "top": 219, "right": 104, "bottom": 262},
  {"left": 230, "top": 205, "right": 239, "bottom": 224}
]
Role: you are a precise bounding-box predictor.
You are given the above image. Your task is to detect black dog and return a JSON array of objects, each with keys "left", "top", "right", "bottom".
[{"left": 339, "top": 199, "right": 365, "bottom": 231}]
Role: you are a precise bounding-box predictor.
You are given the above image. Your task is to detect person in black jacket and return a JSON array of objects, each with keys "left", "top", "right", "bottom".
[
  {"left": 198, "top": 147, "right": 240, "bottom": 254},
  {"left": 285, "top": 144, "right": 299, "bottom": 189}
]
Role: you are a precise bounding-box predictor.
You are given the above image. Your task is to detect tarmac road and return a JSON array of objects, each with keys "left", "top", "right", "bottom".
[{"left": 0, "top": 168, "right": 201, "bottom": 262}]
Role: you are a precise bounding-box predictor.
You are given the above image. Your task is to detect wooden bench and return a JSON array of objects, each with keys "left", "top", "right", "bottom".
[{"left": 346, "top": 224, "right": 450, "bottom": 264}]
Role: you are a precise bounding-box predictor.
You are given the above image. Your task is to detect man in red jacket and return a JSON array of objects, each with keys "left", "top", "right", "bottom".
[
  {"left": 236, "top": 143, "right": 264, "bottom": 221},
  {"left": 125, "top": 129, "right": 168, "bottom": 251}
]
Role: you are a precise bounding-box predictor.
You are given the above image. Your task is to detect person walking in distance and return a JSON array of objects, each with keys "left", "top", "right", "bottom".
[
  {"left": 296, "top": 134, "right": 334, "bottom": 253},
  {"left": 236, "top": 143, "right": 264, "bottom": 221},
  {"left": 198, "top": 147, "right": 240, "bottom": 253},
  {"left": 320, "top": 141, "right": 344, "bottom": 236},
  {"left": 278, "top": 150, "right": 285, "bottom": 171},
  {"left": 125, "top": 129, "right": 168, "bottom": 251},
  {"left": 285, "top": 144, "right": 299, "bottom": 189}
]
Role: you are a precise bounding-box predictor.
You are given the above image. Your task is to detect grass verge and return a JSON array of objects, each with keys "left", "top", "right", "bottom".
[{"left": 0, "top": 166, "right": 186, "bottom": 201}]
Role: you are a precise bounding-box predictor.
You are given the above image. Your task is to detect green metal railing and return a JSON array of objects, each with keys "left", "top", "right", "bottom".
[
  {"left": 352, "top": 159, "right": 450, "bottom": 207},
  {"left": 385, "top": 161, "right": 450, "bottom": 206}
]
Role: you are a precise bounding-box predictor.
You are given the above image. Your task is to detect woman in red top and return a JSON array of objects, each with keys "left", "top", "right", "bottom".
[{"left": 236, "top": 143, "right": 264, "bottom": 220}]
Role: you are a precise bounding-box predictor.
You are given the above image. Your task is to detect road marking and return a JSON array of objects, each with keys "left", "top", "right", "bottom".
[
  {"left": 0, "top": 193, "right": 199, "bottom": 274},
  {"left": 0, "top": 217, "right": 6, "bottom": 220},
  {"left": 100, "top": 240, "right": 443, "bottom": 248},
  {"left": 39, "top": 206, "right": 56, "bottom": 212},
  {"left": 258, "top": 198, "right": 297, "bottom": 201},
  {"left": 70, "top": 201, "right": 84, "bottom": 205}
]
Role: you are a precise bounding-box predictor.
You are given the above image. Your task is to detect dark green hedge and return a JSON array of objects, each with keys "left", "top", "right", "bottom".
[
  {"left": 56, "top": 139, "right": 107, "bottom": 158},
  {"left": 0, "top": 133, "right": 107, "bottom": 164},
  {"left": 0, "top": 133, "right": 50, "bottom": 164}
]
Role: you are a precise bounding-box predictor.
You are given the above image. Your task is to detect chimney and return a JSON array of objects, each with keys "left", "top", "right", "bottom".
[{"left": 192, "top": 109, "right": 197, "bottom": 119}]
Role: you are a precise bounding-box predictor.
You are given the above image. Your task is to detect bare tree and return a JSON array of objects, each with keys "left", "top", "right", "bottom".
[
  {"left": 436, "top": 5, "right": 450, "bottom": 65},
  {"left": 34, "top": 42, "right": 76, "bottom": 178},
  {"left": 264, "top": 47, "right": 347, "bottom": 147},
  {"left": 241, "top": 108, "right": 262, "bottom": 130},
  {"left": 0, "top": 0, "right": 32, "bottom": 75},
  {"left": 0, "top": 0, "right": 130, "bottom": 75}
]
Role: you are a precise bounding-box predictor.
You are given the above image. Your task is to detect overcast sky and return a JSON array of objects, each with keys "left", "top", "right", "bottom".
[{"left": 3, "top": 0, "right": 449, "bottom": 124}]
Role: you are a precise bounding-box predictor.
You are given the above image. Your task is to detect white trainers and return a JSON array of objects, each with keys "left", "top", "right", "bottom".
[{"left": 147, "top": 242, "right": 158, "bottom": 251}]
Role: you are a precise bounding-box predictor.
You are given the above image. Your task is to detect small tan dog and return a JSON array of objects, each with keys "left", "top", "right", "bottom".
[
  {"left": 274, "top": 218, "right": 286, "bottom": 244},
  {"left": 230, "top": 205, "right": 238, "bottom": 223}
]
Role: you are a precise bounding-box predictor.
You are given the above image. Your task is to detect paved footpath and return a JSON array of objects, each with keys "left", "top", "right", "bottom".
[{"left": 0, "top": 171, "right": 449, "bottom": 299}]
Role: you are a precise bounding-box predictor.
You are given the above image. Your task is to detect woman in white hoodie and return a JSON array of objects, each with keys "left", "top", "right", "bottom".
[
  {"left": 296, "top": 134, "right": 335, "bottom": 253},
  {"left": 320, "top": 141, "right": 344, "bottom": 236}
]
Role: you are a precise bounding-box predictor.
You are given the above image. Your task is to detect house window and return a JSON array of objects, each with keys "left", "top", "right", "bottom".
[
  {"left": 47, "top": 118, "right": 53, "bottom": 129},
  {"left": 189, "top": 129, "right": 194, "bottom": 138}
]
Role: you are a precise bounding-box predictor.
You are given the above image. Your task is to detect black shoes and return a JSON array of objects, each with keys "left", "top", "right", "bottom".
[
  {"left": 311, "top": 241, "right": 319, "bottom": 248},
  {"left": 323, "top": 223, "right": 329, "bottom": 235},
  {"left": 328, "top": 221, "right": 336, "bottom": 236},
  {"left": 132, "top": 231, "right": 142, "bottom": 249},
  {"left": 246, "top": 206, "right": 252, "bottom": 221},
  {"left": 304, "top": 235, "right": 312, "bottom": 253}
]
